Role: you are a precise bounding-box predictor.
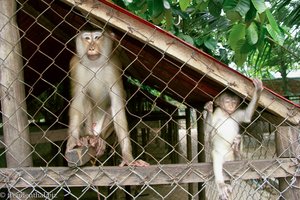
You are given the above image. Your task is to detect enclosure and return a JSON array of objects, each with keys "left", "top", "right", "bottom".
[{"left": 0, "top": 0, "right": 299, "bottom": 199}]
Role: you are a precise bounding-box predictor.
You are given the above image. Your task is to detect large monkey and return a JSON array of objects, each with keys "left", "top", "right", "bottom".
[
  {"left": 204, "top": 79, "right": 263, "bottom": 200},
  {"left": 66, "top": 30, "right": 149, "bottom": 167}
]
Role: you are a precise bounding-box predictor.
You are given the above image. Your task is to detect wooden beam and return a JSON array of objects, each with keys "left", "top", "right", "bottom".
[
  {"left": 29, "top": 128, "right": 67, "bottom": 144},
  {"left": 0, "top": 158, "right": 298, "bottom": 188},
  {"left": 0, "top": 129, "right": 68, "bottom": 149},
  {"left": 60, "top": 0, "right": 300, "bottom": 125}
]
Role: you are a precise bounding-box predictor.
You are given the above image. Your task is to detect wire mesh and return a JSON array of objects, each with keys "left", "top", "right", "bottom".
[{"left": 0, "top": 0, "right": 299, "bottom": 200}]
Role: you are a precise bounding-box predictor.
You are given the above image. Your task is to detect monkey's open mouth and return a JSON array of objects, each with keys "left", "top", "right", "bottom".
[{"left": 87, "top": 54, "right": 100, "bottom": 60}]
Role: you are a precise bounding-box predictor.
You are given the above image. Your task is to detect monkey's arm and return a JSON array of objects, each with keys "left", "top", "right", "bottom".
[
  {"left": 237, "top": 79, "right": 263, "bottom": 123},
  {"left": 203, "top": 101, "right": 214, "bottom": 135},
  {"left": 109, "top": 79, "right": 133, "bottom": 161},
  {"left": 109, "top": 75, "right": 149, "bottom": 167}
]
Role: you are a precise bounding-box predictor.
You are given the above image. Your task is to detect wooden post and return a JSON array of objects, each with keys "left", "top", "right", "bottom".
[
  {"left": 197, "top": 110, "right": 206, "bottom": 200},
  {"left": 0, "top": 0, "right": 32, "bottom": 167},
  {"left": 169, "top": 114, "right": 179, "bottom": 164},
  {"left": 276, "top": 126, "right": 300, "bottom": 200},
  {"left": 0, "top": 1, "right": 32, "bottom": 199},
  {"left": 185, "top": 108, "right": 193, "bottom": 199},
  {"left": 141, "top": 128, "right": 149, "bottom": 162}
]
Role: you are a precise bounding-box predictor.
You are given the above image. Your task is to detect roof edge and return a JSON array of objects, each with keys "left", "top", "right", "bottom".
[{"left": 61, "top": 0, "right": 300, "bottom": 125}]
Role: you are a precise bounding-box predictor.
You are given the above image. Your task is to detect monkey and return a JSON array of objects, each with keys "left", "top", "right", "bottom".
[
  {"left": 203, "top": 78, "right": 263, "bottom": 200},
  {"left": 66, "top": 30, "right": 149, "bottom": 167}
]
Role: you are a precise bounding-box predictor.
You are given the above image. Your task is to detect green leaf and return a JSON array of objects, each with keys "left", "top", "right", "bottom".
[
  {"left": 246, "top": 22, "right": 258, "bottom": 45},
  {"left": 196, "top": 0, "right": 209, "bottom": 11},
  {"left": 235, "top": 51, "right": 248, "bottom": 66},
  {"left": 257, "top": 25, "right": 267, "bottom": 52},
  {"left": 265, "top": 9, "right": 284, "bottom": 45},
  {"left": 165, "top": 9, "right": 173, "bottom": 30},
  {"left": 178, "top": 33, "right": 194, "bottom": 45},
  {"left": 223, "top": 0, "right": 251, "bottom": 17},
  {"left": 266, "top": 24, "right": 284, "bottom": 45},
  {"left": 208, "top": 0, "right": 222, "bottom": 17},
  {"left": 245, "top": 1, "right": 257, "bottom": 22},
  {"left": 147, "top": 0, "right": 164, "bottom": 18},
  {"left": 179, "top": 0, "right": 191, "bottom": 11},
  {"left": 251, "top": 0, "right": 267, "bottom": 13},
  {"left": 229, "top": 23, "right": 246, "bottom": 50},
  {"left": 127, "top": 0, "right": 147, "bottom": 11},
  {"left": 234, "top": 39, "right": 250, "bottom": 66},
  {"left": 223, "top": 0, "right": 237, "bottom": 11},
  {"left": 226, "top": 10, "right": 242, "bottom": 22},
  {"left": 239, "top": 40, "right": 254, "bottom": 53},
  {"left": 204, "top": 37, "right": 217, "bottom": 50},
  {"left": 195, "top": 38, "right": 204, "bottom": 46},
  {"left": 152, "top": 11, "right": 164, "bottom": 24},
  {"left": 266, "top": 9, "right": 280, "bottom": 33}
]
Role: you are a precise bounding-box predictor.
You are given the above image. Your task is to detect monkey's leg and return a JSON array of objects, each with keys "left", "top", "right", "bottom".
[
  {"left": 67, "top": 112, "right": 83, "bottom": 151},
  {"left": 67, "top": 94, "right": 89, "bottom": 151},
  {"left": 212, "top": 149, "right": 232, "bottom": 200}
]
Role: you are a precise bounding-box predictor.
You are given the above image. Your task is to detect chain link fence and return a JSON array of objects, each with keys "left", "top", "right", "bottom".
[{"left": 0, "top": 0, "right": 299, "bottom": 199}]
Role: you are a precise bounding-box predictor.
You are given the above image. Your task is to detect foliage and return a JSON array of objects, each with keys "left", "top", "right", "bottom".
[{"left": 115, "top": 0, "right": 300, "bottom": 79}]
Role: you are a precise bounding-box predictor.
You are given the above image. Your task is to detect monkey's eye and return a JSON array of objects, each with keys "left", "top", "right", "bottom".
[
  {"left": 82, "top": 33, "right": 92, "bottom": 41},
  {"left": 84, "top": 36, "right": 91, "bottom": 40},
  {"left": 93, "top": 33, "right": 102, "bottom": 40}
]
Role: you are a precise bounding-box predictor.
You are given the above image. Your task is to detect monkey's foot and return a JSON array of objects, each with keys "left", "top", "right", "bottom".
[
  {"left": 87, "top": 135, "right": 106, "bottom": 157},
  {"left": 218, "top": 183, "right": 232, "bottom": 200},
  {"left": 73, "top": 135, "right": 106, "bottom": 158},
  {"left": 119, "top": 159, "right": 150, "bottom": 167}
]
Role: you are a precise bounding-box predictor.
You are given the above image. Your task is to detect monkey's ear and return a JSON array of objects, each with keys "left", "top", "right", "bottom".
[
  {"left": 107, "top": 30, "right": 116, "bottom": 38},
  {"left": 214, "top": 96, "right": 221, "bottom": 106}
]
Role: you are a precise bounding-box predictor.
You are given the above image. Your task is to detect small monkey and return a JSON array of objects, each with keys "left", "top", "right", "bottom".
[
  {"left": 204, "top": 79, "right": 263, "bottom": 200},
  {"left": 66, "top": 30, "right": 149, "bottom": 167}
]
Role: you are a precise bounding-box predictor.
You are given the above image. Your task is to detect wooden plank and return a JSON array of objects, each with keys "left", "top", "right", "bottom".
[
  {"left": 29, "top": 128, "right": 67, "bottom": 144},
  {"left": 0, "top": 129, "right": 68, "bottom": 149},
  {"left": 60, "top": 0, "right": 300, "bottom": 125},
  {"left": 0, "top": 158, "right": 299, "bottom": 188}
]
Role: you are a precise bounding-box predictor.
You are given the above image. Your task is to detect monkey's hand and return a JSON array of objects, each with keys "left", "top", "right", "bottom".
[
  {"left": 232, "top": 135, "right": 241, "bottom": 152},
  {"left": 71, "top": 136, "right": 106, "bottom": 157},
  {"left": 232, "top": 135, "right": 242, "bottom": 160},
  {"left": 76, "top": 136, "right": 90, "bottom": 147},
  {"left": 119, "top": 159, "right": 150, "bottom": 167},
  {"left": 89, "top": 136, "right": 106, "bottom": 158},
  {"left": 204, "top": 101, "right": 213, "bottom": 113},
  {"left": 218, "top": 183, "right": 232, "bottom": 200},
  {"left": 253, "top": 78, "right": 263, "bottom": 93}
]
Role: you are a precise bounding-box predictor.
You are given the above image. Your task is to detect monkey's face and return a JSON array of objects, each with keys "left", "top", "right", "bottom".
[
  {"left": 222, "top": 97, "right": 239, "bottom": 114},
  {"left": 81, "top": 31, "right": 103, "bottom": 61}
]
